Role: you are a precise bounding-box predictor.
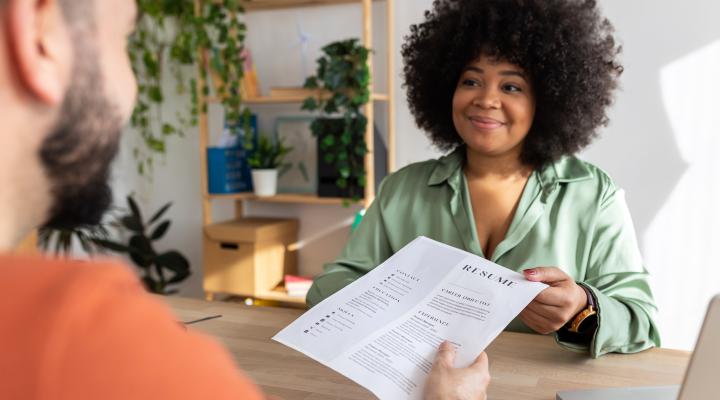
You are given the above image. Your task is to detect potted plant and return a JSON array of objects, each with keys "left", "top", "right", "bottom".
[
  {"left": 301, "top": 38, "right": 371, "bottom": 200},
  {"left": 38, "top": 195, "right": 191, "bottom": 295},
  {"left": 92, "top": 196, "right": 191, "bottom": 295},
  {"left": 246, "top": 135, "right": 292, "bottom": 197}
]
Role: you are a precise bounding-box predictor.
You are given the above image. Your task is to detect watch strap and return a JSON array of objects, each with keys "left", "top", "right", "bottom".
[{"left": 568, "top": 284, "right": 597, "bottom": 333}]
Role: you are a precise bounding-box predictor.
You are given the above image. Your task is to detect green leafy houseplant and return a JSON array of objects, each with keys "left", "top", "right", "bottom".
[
  {"left": 301, "top": 38, "right": 371, "bottom": 200},
  {"left": 246, "top": 135, "right": 293, "bottom": 170},
  {"left": 93, "top": 196, "right": 191, "bottom": 295},
  {"left": 245, "top": 136, "right": 293, "bottom": 197},
  {"left": 129, "top": 0, "right": 247, "bottom": 175}
]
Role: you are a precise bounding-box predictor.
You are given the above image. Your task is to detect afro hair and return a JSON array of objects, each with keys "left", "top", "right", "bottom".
[{"left": 401, "top": 0, "right": 623, "bottom": 167}]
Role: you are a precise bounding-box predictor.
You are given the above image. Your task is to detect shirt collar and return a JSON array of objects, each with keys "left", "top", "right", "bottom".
[
  {"left": 538, "top": 155, "right": 594, "bottom": 186},
  {"left": 427, "top": 147, "right": 465, "bottom": 187},
  {"left": 427, "top": 147, "right": 593, "bottom": 188}
]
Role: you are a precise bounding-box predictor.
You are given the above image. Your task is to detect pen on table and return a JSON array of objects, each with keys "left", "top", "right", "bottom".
[{"left": 181, "top": 314, "right": 223, "bottom": 325}]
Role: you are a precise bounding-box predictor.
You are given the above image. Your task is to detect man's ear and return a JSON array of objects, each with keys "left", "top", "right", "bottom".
[{"left": 4, "top": 0, "right": 72, "bottom": 106}]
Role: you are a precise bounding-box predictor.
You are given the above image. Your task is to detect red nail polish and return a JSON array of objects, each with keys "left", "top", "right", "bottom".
[{"left": 525, "top": 269, "right": 536, "bottom": 275}]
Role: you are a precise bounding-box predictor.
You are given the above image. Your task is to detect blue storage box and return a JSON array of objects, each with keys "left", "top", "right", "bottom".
[{"left": 207, "top": 115, "right": 257, "bottom": 194}]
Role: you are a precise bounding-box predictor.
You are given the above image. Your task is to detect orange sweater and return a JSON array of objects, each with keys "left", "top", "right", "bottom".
[{"left": 0, "top": 255, "right": 264, "bottom": 400}]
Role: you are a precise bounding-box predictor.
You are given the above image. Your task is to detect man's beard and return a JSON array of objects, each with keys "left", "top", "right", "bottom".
[{"left": 39, "top": 41, "right": 123, "bottom": 230}]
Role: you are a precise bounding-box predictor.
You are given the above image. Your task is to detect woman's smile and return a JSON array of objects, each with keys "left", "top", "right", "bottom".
[{"left": 468, "top": 115, "right": 506, "bottom": 131}]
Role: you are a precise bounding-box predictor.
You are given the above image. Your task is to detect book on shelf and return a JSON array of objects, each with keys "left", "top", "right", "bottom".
[
  {"left": 285, "top": 274, "right": 313, "bottom": 297},
  {"left": 241, "top": 48, "right": 261, "bottom": 99}
]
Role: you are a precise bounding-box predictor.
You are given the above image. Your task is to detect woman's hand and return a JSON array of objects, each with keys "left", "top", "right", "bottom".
[
  {"left": 520, "top": 267, "right": 587, "bottom": 334},
  {"left": 424, "top": 341, "right": 490, "bottom": 400}
]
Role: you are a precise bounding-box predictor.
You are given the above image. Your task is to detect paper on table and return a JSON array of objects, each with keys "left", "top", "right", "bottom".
[{"left": 273, "top": 236, "right": 547, "bottom": 400}]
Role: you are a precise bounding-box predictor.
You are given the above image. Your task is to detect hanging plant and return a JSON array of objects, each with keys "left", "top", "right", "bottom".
[
  {"left": 301, "top": 38, "right": 371, "bottom": 200},
  {"left": 128, "top": 0, "right": 247, "bottom": 175}
]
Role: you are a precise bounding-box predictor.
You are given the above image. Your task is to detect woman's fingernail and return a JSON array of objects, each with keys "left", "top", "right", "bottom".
[{"left": 524, "top": 269, "right": 536, "bottom": 275}]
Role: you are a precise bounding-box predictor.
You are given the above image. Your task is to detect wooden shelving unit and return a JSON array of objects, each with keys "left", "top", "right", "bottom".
[
  {"left": 207, "top": 92, "right": 389, "bottom": 105},
  {"left": 206, "top": 192, "right": 347, "bottom": 205},
  {"left": 241, "top": 0, "right": 383, "bottom": 11},
  {"left": 196, "top": 0, "right": 395, "bottom": 304}
]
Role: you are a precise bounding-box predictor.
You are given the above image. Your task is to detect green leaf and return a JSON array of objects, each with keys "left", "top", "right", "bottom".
[
  {"left": 125, "top": 196, "right": 144, "bottom": 227},
  {"left": 150, "top": 220, "right": 171, "bottom": 241},
  {"left": 129, "top": 234, "right": 155, "bottom": 268},
  {"left": 339, "top": 166, "right": 351, "bottom": 178},
  {"left": 162, "top": 123, "right": 176, "bottom": 136},
  {"left": 121, "top": 215, "right": 144, "bottom": 233},
  {"left": 156, "top": 251, "right": 190, "bottom": 273},
  {"left": 303, "top": 76, "right": 319, "bottom": 89},
  {"left": 149, "top": 202, "right": 172, "bottom": 224},
  {"left": 301, "top": 97, "right": 318, "bottom": 111},
  {"left": 148, "top": 86, "right": 163, "bottom": 102},
  {"left": 322, "top": 135, "right": 335, "bottom": 147}
]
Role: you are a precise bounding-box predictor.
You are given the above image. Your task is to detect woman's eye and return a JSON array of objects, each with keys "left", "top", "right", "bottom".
[
  {"left": 462, "top": 79, "right": 479, "bottom": 87},
  {"left": 503, "top": 84, "right": 522, "bottom": 93}
]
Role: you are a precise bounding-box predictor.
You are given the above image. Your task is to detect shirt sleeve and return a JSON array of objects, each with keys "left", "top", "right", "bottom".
[
  {"left": 47, "top": 263, "right": 265, "bottom": 400},
  {"left": 306, "top": 179, "right": 394, "bottom": 307},
  {"left": 555, "top": 187, "right": 662, "bottom": 358}
]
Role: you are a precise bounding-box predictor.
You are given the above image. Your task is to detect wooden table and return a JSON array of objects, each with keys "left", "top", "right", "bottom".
[{"left": 165, "top": 296, "right": 690, "bottom": 400}]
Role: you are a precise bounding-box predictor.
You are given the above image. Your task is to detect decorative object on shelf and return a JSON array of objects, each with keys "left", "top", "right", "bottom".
[
  {"left": 128, "top": 0, "right": 247, "bottom": 175},
  {"left": 274, "top": 116, "right": 317, "bottom": 194},
  {"left": 93, "top": 196, "right": 191, "bottom": 295},
  {"left": 207, "top": 114, "right": 258, "bottom": 194},
  {"left": 240, "top": 48, "right": 261, "bottom": 98},
  {"left": 290, "top": 20, "right": 315, "bottom": 83},
  {"left": 246, "top": 135, "right": 293, "bottom": 197},
  {"left": 301, "top": 38, "right": 371, "bottom": 200},
  {"left": 284, "top": 274, "right": 313, "bottom": 298}
]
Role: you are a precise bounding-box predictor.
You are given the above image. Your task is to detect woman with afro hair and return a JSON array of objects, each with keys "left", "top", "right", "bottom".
[{"left": 308, "top": 0, "right": 660, "bottom": 358}]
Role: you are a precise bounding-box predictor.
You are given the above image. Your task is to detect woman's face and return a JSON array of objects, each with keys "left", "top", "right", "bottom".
[{"left": 452, "top": 56, "right": 536, "bottom": 160}]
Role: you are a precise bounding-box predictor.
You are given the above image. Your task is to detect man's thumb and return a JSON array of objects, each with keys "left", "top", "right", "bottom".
[
  {"left": 434, "top": 341, "right": 456, "bottom": 367},
  {"left": 470, "top": 351, "right": 489, "bottom": 371}
]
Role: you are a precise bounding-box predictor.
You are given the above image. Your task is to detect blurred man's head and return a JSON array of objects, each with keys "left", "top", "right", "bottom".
[{"left": 0, "top": 0, "right": 137, "bottom": 247}]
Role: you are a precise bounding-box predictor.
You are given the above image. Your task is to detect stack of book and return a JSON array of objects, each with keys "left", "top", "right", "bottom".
[{"left": 284, "top": 275, "right": 313, "bottom": 298}]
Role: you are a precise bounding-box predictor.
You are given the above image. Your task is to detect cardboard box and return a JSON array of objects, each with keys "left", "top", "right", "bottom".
[{"left": 203, "top": 217, "right": 298, "bottom": 297}]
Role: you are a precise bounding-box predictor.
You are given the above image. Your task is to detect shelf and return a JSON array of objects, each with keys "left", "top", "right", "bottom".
[
  {"left": 206, "top": 92, "right": 388, "bottom": 105},
  {"left": 240, "top": 0, "right": 382, "bottom": 11},
  {"left": 206, "top": 192, "right": 356, "bottom": 205}
]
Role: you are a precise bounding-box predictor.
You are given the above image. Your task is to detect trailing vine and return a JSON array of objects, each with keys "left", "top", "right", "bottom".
[
  {"left": 128, "top": 0, "right": 247, "bottom": 175},
  {"left": 301, "top": 39, "right": 371, "bottom": 199}
]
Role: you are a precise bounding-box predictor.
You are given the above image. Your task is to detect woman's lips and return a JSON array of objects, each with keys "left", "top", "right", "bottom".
[{"left": 468, "top": 116, "right": 505, "bottom": 130}]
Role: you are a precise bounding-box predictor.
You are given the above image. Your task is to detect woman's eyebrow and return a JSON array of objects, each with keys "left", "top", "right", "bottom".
[{"left": 463, "top": 66, "right": 527, "bottom": 80}]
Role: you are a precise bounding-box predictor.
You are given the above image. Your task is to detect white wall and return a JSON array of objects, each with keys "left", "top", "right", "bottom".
[
  {"left": 580, "top": 0, "right": 720, "bottom": 351},
  {"left": 113, "top": 0, "right": 720, "bottom": 350}
]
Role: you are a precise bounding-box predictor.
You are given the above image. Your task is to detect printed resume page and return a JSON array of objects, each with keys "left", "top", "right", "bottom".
[{"left": 273, "top": 236, "right": 547, "bottom": 400}]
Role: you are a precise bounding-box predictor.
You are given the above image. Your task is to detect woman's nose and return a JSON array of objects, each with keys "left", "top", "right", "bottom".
[{"left": 472, "top": 88, "right": 501, "bottom": 109}]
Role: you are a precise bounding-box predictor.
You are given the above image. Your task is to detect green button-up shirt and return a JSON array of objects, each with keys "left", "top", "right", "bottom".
[{"left": 307, "top": 149, "right": 661, "bottom": 358}]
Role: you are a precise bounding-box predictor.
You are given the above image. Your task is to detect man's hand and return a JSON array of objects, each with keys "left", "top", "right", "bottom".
[
  {"left": 424, "top": 341, "right": 490, "bottom": 400},
  {"left": 520, "top": 267, "right": 587, "bottom": 334}
]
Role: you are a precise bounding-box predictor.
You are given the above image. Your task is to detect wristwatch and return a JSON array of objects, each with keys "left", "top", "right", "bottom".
[{"left": 568, "top": 284, "right": 597, "bottom": 333}]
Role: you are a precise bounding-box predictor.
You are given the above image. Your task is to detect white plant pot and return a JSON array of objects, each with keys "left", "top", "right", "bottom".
[{"left": 251, "top": 169, "right": 278, "bottom": 197}]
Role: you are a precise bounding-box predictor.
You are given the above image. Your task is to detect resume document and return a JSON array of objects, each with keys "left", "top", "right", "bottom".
[{"left": 273, "top": 236, "right": 547, "bottom": 399}]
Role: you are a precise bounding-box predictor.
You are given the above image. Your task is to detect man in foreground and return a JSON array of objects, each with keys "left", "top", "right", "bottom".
[{"left": 0, "top": 0, "right": 490, "bottom": 398}]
